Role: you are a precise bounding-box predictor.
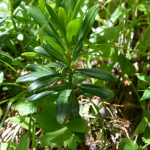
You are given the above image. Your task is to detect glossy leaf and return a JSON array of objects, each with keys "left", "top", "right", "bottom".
[
  {"left": 34, "top": 84, "right": 66, "bottom": 94},
  {"left": 21, "top": 52, "right": 37, "bottom": 57},
  {"left": 46, "top": 3, "right": 65, "bottom": 35},
  {"left": 58, "top": 7, "right": 68, "bottom": 28},
  {"left": 73, "top": 42, "right": 84, "bottom": 55},
  {"left": 16, "top": 71, "right": 50, "bottom": 83},
  {"left": 72, "top": 0, "right": 83, "bottom": 20},
  {"left": 78, "top": 84, "right": 115, "bottom": 98},
  {"left": 68, "top": 10, "right": 73, "bottom": 22},
  {"left": 73, "top": 4, "right": 99, "bottom": 52},
  {"left": 28, "top": 74, "right": 60, "bottom": 92},
  {"left": 44, "top": 46, "right": 66, "bottom": 63},
  {"left": 78, "top": 4, "right": 99, "bottom": 39},
  {"left": 27, "top": 91, "right": 55, "bottom": 102},
  {"left": 26, "top": 5, "right": 54, "bottom": 37},
  {"left": 26, "top": 64, "right": 56, "bottom": 73},
  {"left": 66, "top": 19, "right": 81, "bottom": 43},
  {"left": 73, "top": 75, "right": 86, "bottom": 86},
  {"left": 34, "top": 46, "right": 52, "bottom": 58},
  {"left": 70, "top": 94, "right": 79, "bottom": 117},
  {"left": 56, "top": 89, "right": 72, "bottom": 124},
  {"left": 47, "top": 62, "right": 65, "bottom": 68},
  {"left": 12, "top": 0, "right": 24, "bottom": 10},
  {"left": 75, "top": 68, "right": 116, "bottom": 81},
  {"left": 62, "top": 67, "right": 69, "bottom": 75},
  {"left": 65, "top": 0, "right": 76, "bottom": 12},
  {"left": 72, "top": 50, "right": 88, "bottom": 61},
  {"left": 41, "top": 36, "right": 65, "bottom": 55},
  {"left": 56, "top": 0, "right": 65, "bottom": 8}
]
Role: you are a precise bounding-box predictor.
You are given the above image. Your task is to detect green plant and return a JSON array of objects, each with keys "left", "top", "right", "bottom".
[
  {"left": 10, "top": 1, "right": 117, "bottom": 149},
  {"left": 1, "top": 0, "right": 150, "bottom": 149}
]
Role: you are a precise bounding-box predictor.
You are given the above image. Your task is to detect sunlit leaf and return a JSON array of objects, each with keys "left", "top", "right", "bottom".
[
  {"left": 66, "top": 19, "right": 81, "bottom": 43},
  {"left": 75, "top": 68, "right": 116, "bottom": 81}
]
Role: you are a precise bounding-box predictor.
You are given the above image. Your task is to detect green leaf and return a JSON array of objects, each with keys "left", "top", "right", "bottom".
[
  {"left": 72, "top": 50, "right": 88, "bottom": 61},
  {"left": 56, "top": 0, "right": 65, "bottom": 8},
  {"left": 39, "top": 127, "right": 81, "bottom": 150},
  {"left": 118, "top": 53, "right": 136, "bottom": 76},
  {"left": 16, "top": 71, "right": 50, "bottom": 83},
  {"left": 14, "top": 98, "right": 37, "bottom": 116},
  {"left": 26, "top": 64, "right": 56, "bottom": 73},
  {"left": 70, "top": 94, "right": 79, "bottom": 117},
  {"left": 132, "top": 116, "right": 148, "bottom": 137},
  {"left": 36, "top": 102, "right": 62, "bottom": 133},
  {"left": 27, "top": 91, "right": 55, "bottom": 102},
  {"left": 78, "top": 4, "right": 98, "bottom": 39},
  {"left": 16, "top": 134, "right": 28, "bottom": 150},
  {"left": 44, "top": 46, "right": 67, "bottom": 63},
  {"left": 73, "top": 42, "right": 84, "bottom": 54},
  {"left": 72, "top": 0, "right": 83, "bottom": 20},
  {"left": 21, "top": 52, "right": 37, "bottom": 57},
  {"left": 136, "top": 73, "right": 150, "bottom": 83},
  {"left": 140, "top": 24, "right": 150, "bottom": 53},
  {"left": 28, "top": 74, "right": 60, "bottom": 92},
  {"left": 73, "top": 4, "right": 99, "bottom": 52},
  {"left": 66, "top": 19, "right": 81, "bottom": 43},
  {"left": 78, "top": 84, "right": 115, "bottom": 98},
  {"left": 84, "top": 37, "right": 102, "bottom": 54},
  {"left": 73, "top": 75, "right": 86, "bottom": 86},
  {"left": 34, "top": 46, "right": 52, "bottom": 58},
  {"left": 46, "top": 3, "right": 65, "bottom": 35},
  {"left": 142, "top": 127, "right": 150, "bottom": 144},
  {"left": 26, "top": 5, "right": 54, "bottom": 37},
  {"left": 65, "top": 0, "right": 76, "bottom": 12},
  {"left": 118, "top": 138, "right": 142, "bottom": 150},
  {"left": 41, "top": 36, "right": 65, "bottom": 55},
  {"left": 0, "top": 108, "right": 2, "bottom": 119},
  {"left": 9, "top": 116, "right": 33, "bottom": 131},
  {"left": 39, "top": 127, "right": 67, "bottom": 147},
  {"left": 68, "top": 10, "right": 73, "bottom": 22},
  {"left": 34, "top": 84, "right": 66, "bottom": 94},
  {"left": 61, "top": 66, "right": 69, "bottom": 75},
  {"left": 141, "top": 86, "right": 150, "bottom": 100},
  {"left": 103, "top": 26, "right": 116, "bottom": 41},
  {"left": 0, "top": 30, "right": 13, "bottom": 48},
  {"left": 0, "top": 143, "right": 16, "bottom": 150},
  {"left": 47, "top": 62, "right": 65, "bottom": 68},
  {"left": 56, "top": 89, "right": 72, "bottom": 124},
  {"left": 58, "top": 7, "right": 68, "bottom": 28},
  {"left": 75, "top": 68, "right": 116, "bottom": 81},
  {"left": 12, "top": 0, "right": 25, "bottom": 10},
  {"left": 66, "top": 118, "right": 91, "bottom": 132}
]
